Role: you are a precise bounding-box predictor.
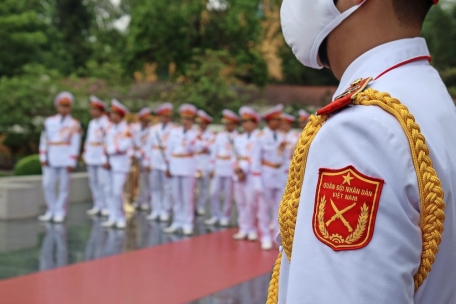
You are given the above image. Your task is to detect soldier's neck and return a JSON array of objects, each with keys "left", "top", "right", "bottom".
[{"left": 326, "top": 3, "right": 420, "bottom": 80}]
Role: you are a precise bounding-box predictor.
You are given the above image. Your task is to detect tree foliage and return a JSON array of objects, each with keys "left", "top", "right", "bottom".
[
  {"left": 0, "top": 65, "right": 92, "bottom": 152},
  {"left": 278, "top": 43, "right": 338, "bottom": 86},
  {"left": 422, "top": 4, "right": 456, "bottom": 92},
  {"left": 125, "top": 0, "right": 268, "bottom": 85},
  {"left": 0, "top": 0, "right": 51, "bottom": 77},
  {"left": 161, "top": 49, "right": 263, "bottom": 119}
]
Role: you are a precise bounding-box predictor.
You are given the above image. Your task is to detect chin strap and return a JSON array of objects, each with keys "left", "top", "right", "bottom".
[{"left": 266, "top": 88, "right": 446, "bottom": 303}]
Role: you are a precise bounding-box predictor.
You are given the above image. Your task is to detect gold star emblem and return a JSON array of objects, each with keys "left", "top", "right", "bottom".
[{"left": 342, "top": 172, "right": 354, "bottom": 185}]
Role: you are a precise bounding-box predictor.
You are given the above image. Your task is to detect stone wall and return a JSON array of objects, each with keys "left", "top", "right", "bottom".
[{"left": 0, "top": 172, "right": 90, "bottom": 220}]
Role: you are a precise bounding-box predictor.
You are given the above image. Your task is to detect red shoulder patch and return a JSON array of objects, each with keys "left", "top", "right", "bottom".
[
  {"left": 313, "top": 165, "right": 384, "bottom": 251},
  {"left": 317, "top": 77, "right": 372, "bottom": 116}
]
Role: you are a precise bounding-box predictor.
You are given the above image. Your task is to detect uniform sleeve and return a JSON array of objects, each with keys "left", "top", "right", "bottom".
[
  {"left": 142, "top": 128, "right": 155, "bottom": 168},
  {"left": 250, "top": 136, "right": 263, "bottom": 191},
  {"left": 279, "top": 106, "right": 420, "bottom": 303},
  {"left": 69, "top": 121, "right": 82, "bottom": 168},
  {"left": 165, "top": 130, "right": 175, "bottom": 165},
  {"left": 209, "top": 135, "right": 218, "bottom": 172},
  {"left": 118, "top": 128, "right": 133, "bottom": 154},
  {"left": 82, "top": 121, "right": 91, "bottom": 160},
  {"left": 188, "top": 131, "right": 199, "bottom": 154},
  {"left": 39, "top": 127, "right": 48, "bottom": 163}
]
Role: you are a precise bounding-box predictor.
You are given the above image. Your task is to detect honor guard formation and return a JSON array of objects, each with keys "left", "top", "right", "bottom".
[
  {"left": 38, "top": 93, "right": 311, "bottom": 251},
  {"left": 27, "top": 0, "right": 456, "bottom": 301}
]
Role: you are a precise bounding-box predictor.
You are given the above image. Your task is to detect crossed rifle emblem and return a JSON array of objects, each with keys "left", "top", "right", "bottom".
[{"left": 325, "top": 199, "right": 356, "bottom": 232}]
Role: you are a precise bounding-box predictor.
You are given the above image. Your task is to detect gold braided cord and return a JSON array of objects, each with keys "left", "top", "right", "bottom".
[
  {"left": 266, "top": 252, "right": 282, "bottom": 304},
  {"left": 354, "top": 88, "right": 445, "bottom": 290},
  {"left": 279, "top": 114, "right": 328, "bottom": 261},
  {"left": 266, "top": 88, "right": 446, "bottom": 303},
  {"left": 266, "top": 114, "right": 328, "bottom": 304}
]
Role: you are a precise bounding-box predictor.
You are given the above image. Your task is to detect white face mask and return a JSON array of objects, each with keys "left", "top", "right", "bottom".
[{"left": 281, "top": 0, "right": 365, "bottom": 69}]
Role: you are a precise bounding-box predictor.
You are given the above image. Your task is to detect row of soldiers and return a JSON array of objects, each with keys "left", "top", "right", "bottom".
[{"left": 37, "top": 91, "right": 310, "bottom": 250}]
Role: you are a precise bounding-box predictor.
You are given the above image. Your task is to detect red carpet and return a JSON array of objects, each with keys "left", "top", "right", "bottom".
[{"left": 0, "top": 228, "right": 277, "bottom": 304}]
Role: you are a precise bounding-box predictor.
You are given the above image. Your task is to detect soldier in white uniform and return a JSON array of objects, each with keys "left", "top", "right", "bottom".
[
  {"left": 133, "top": 107, "right": 152, "bottom": 211},
  {"left": 297, "top": 109, "right": 310, "bottom": 130},
  {"left": 232, "top": 106, "right": 261, "bottom": 242},
  {"left": 144, "top": 103, "right": 175, "bottom": 222},
  {"left": 205, "top": 109, "right": 239, "bottom": 227},
  {"left": 39, "top": 92, "right": 82, "bottom": 223},
  {"left": 84, "top": 96, "right": 111, "bottom": 216},
  {"left": 101, "top": 99, "right": 133, "bottom": 229},
  {"left": 279, "top": 113, "right": 300, "bottom": 190},
  {"left": 164, "top": 104, "right": 199, "bottom": 235},
  {"left": 252, "top": 104, "right": 286, "bottom": 250},
  {"left": 268, "top": 0, "right": 456, "bottom": 303},
  {"left": 195, "top": 110, "right": 215, "bottom": 216}
]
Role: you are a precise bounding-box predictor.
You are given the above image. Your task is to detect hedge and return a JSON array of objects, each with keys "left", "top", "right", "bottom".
[{"left": 14, "top": 155, "right": 42, "bottom": 176}]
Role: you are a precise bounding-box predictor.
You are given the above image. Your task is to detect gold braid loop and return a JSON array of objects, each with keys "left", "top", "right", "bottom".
[
  {"left": 279, "top": 114, "right": 328, "bottom": 261},
  {"left": 354, "top": 88, "right": 445, "bottom": 290},
  {"left": 266, "top": 252, "right": 282, "bottom": 304},
  {"left": 266, "top": 87, "right": 446, "bottom": 303},
  {"left": 266, "top": 114, "right": 328, "bottom": 304}
]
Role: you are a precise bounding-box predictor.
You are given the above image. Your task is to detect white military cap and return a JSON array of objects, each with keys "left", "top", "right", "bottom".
[
  {"left": 179, "top": 103, "right": 197, "bottom": 118},
  {"left": 262, "top": 104, "right": 284, "bottom": 121},
  {"left": 111, "top": 99, "right": 129, "bottom": 117},
  {"left": 239, "top": 106, "right": 260, "bottom": 123},
  {"left": 54, "top": 91, "right": 74, "bottom": 106},
  {"left": 89, "top": 95, "right": 107, "bottom": 110}
]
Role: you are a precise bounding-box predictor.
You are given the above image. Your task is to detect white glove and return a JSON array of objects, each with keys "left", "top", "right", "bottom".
[{"left": 253, "top": 176, "right": 264, "bottom": 193}]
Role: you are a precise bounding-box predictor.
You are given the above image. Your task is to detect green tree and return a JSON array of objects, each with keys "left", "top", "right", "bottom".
[
  {"left": 0, "top": 65, "right": 91, "bottom": 153},
  {"left": 0, "top": 0, "right": 49, "bottom": 77},
  {"left": 422, "top": 5, "right": 456, "bottom": 70},
  {"left": 163, "top": 49, "right": 260, "bottom": 119},
  {"left": 125, "top": 0, "right": 268, "bottom": 85},
  {"left": 278, "top": 43, "right": 339, "bottom": 85}
]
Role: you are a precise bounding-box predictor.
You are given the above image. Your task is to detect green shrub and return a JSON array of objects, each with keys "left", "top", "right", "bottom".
[{"left": 14, "top": 155, "right": 42, "bottom": 176}]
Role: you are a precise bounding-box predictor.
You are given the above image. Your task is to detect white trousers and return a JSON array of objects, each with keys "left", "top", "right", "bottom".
[
  {"left": 42, "top": 167, "right": 71, "bottom": 217},
  {"left": 107, "top": 171, "right": 128, "bottom": 223},
  {"left": 149, "top": 169, "right": 172, "bottom": 216},
  {"left": 196, "top": 171, "right": 211, "bottom": 211},
  {"left": 171, "top": 176, "right": 195, "bottom": 230},
  {"left": 87, "top": 165, "right": 108, "bottom": 210},
  {"left": 39, "top": 224, "right": 67, "bottom": 271},
  {"left": 210, "top": 176, "right": 233, "bottom": 221},
  {"left": 137, "top": 169, "right": 150, "bottom": 207},
  {"left": 257, "top": 187, "right": 282, "bottom": 242},
  {"left": 234, "top": 175, "right": 257, "bottom": 235}
]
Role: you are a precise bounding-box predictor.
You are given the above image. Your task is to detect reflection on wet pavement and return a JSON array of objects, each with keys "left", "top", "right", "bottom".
[
  {"left": 0, "top": 202, "right": 219, "bottom": 280},
  {"left": 0, "top": 202, "right": 270, "bottom": 303},
  {"left": 191, "top": 273, "right": 271, "bottom": 304}
]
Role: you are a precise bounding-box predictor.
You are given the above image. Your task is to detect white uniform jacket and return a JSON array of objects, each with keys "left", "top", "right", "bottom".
[
  {"left": 282, "top": 130, "right": 300, "bottom": 174},
  {"left": 166, "top": 127, "right": 199, "bottom": 177},
  {"left": 143, "top": 122, "right": 175, "bottom": 171},
  {"left": 83, "top": 115, "right": 110, "bottom": 166},
  {"left": 209, "top": 130, "right": 238, "bottom": 177},
  {"left": 252, "top": 127, "right": 286, "bottom": 189},
  {"left": 195, "top": 129, "right": 215, "bottom": 173},
  {"left": 39, "top": 114, "right": 81, "bottom": 168},
  {"left": 102, "top": 120, "right": 133, "bottom": 174},
  {"left": 133, "top": 124, "right": 151, "bottom": 166},
  {"left": 233, "top": 129, "right": 261, "bottom": 179},
  {"left": 278, "top": 38, "right": 456, "bottom": 304}
]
